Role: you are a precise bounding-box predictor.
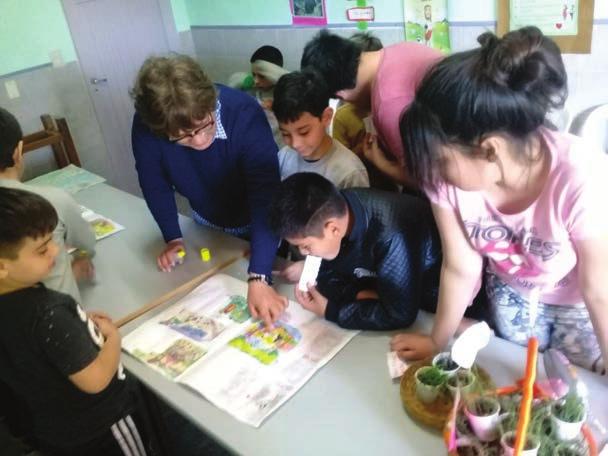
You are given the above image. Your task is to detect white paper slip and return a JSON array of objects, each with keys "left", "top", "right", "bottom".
[
  {"left": 387, "top": 351, "right": 408, "bottom": 379},
  {"left": 362, "top": 116, "right": 377, "bottom": 135},
  {"left": 298, "top": 255, "right": 323, "bottom": 292}
]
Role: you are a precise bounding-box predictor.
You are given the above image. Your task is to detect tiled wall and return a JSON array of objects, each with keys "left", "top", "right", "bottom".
[
  {"left": 191, "top": 23, "right": 608, "bottom": 124},
  {"left": 0, "top": 61, "right": 111, "bottom": 182}
]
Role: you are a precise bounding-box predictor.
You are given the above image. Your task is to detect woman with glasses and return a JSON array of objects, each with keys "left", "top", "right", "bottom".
[{"left": 130, "top": 55, "right": 287, "bottom": 326}]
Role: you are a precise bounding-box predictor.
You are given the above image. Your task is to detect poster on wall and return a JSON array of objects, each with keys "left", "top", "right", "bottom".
[
  {"left": 403, "top": 0, "right": 451, "bottom": 53},
  {"left": 509, "top": 0, "right": 578, "bottom": 36},
  {"left": 291, "top": 0, "right": 328, "bottom": 26}
]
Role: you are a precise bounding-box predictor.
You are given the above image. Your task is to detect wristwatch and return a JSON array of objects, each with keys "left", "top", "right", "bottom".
[{"left": 247, "top": 272, "right": 273, "bottom": 286}]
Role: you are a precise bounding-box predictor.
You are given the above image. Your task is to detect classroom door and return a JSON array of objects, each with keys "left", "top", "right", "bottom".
[{"left": 61, "top": 0, "right": 174, "bottom": 195}]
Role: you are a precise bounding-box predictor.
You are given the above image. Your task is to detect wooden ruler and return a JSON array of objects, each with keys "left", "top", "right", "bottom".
[{"left": 116, "top": 252, "right": 247, "bottom": 328}]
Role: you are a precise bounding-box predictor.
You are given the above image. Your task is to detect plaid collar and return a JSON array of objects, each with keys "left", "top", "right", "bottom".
[{"left": 214, "top": 98, "right": 227, "bottom": 140}]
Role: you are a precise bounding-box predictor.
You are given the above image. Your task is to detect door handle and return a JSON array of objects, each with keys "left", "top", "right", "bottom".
[{"left": 90, "top": 77, "right": 108, "bottom": 85}]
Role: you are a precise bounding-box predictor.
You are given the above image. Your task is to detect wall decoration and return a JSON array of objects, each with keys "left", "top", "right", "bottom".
[
  {"left": 290, "top": 0, "right": 327, "bottom": 26},
  {"left": 403, "top": 0, "right": 451, "bottom": 53}
]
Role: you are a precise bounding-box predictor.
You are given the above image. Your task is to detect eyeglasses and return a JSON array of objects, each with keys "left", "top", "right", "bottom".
[{"left": 169, "top": 117, "right": 216, "bottom": 143}]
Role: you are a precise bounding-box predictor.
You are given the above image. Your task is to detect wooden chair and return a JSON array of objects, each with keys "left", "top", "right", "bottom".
[{"left": 22, "top": 114, "right": 81, "bottom": 168}]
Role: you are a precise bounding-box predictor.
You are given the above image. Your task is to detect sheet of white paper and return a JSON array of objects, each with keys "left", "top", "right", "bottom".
[
  {"left": 387, "top": 351, "right": 408, "bottom": 379},
  {"left": 80, "top": 206, "right": 125, "bottom": 241},
  {"left": 27, "top": 164, "right": 105, "bottom": 194},
  {"left": 298, "top": 255, "right": 322, "bottom": 292}
]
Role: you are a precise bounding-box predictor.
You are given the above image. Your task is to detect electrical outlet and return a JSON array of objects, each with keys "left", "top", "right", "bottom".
[{"left": 5, "top": 80, "right": 19, "bottom": 99}]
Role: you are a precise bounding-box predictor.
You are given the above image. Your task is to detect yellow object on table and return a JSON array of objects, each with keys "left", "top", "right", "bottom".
[
  {"left": 200, "top": 247, "right": 211, "bottom": 262},
  {"left": 514, "top": 337, "right": 539, "bottom": 456}
]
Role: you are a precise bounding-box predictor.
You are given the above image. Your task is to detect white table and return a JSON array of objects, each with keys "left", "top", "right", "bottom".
[
  {"left": 119, "top": 256, "right": 608, "bottom": 455},
  {"left": 74, "top": 184, "right": 249, "bottom": 323}
]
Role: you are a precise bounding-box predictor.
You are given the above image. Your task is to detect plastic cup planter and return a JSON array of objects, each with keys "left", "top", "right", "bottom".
[
  {"left": 414, "top": 366, "right": 447, "bottom": 404},
  {"left": 500, "top": 431, "right": 541, "bottom": 456},
  {"left": 446, "top": 369, "right": 476, "bottom": 398},
  {"left": 550, "top": 394, "right": 587, "bottom": 442},
  {"left": 432, "top": 352, "right": 460, "bottom": 377},
  {"left": 464, "top": 396, "right": 501, "bottom": 442},
  {"left": 554, "top": 443, "right": 587, "bottom": 456}
]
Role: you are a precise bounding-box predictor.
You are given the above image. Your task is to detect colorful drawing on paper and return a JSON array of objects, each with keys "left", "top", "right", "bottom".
[
  {"left": 219, "top": 295, "right": 251, "bottom": 323},
  {"left": 403, "top": 0, "right": 451, "bottom": 53},
  {"left": 229, "top": 321, "right": 302, "bottom": 365},
  {"left": 133, "top": 339, "right": 206, "bottom": 379},
  {"left": 90, "top": 218, "right": 117, "bottom": 238},
  {"left": 509, "top": 0, "right": 578, "bottom": 36},
  {"left": 160, "top": 309, "right": 225, "bottom": 342}
]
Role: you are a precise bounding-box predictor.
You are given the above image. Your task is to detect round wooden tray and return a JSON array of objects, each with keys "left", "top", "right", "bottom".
[{"left": 400, "top": 358, "right": 494, "bottom": 431}]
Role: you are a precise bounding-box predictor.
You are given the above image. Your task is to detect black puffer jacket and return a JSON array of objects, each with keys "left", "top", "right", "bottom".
[{"left": 318, "top": 188, "right": 441, "bottom": 330}]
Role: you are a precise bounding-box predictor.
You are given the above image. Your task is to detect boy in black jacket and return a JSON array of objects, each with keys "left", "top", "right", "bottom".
[{"left": 268, "top": 172, "right": 441, "bottom": 330}]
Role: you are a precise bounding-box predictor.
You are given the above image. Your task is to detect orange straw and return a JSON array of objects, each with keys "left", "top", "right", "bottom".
[{"left": 514, "top": 337, "right": 539, "bottom": 456}]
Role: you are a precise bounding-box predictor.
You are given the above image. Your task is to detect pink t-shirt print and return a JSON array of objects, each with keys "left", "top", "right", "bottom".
[
  {"left": 427, "top": 127, "right": 608, "bottom": 305},
  {"left": 371, "top": 42, "right": 442, "bottom": 161}
]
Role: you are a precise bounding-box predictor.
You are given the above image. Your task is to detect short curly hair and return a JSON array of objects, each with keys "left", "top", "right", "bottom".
[{"left": 130, "top": 55, "right": 216, "bottom": 138}]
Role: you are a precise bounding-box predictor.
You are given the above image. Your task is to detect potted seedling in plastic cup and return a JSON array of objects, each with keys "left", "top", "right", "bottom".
[
  {"left": 446, "top": 369, "right": 476, "bottom": 398},
  {"left": 415, "top": 365, "right": 446, "bottom": 404},
  {"left": 432, "top": 352, "right": 459, "bottom": 377},
  {"left": 554, "top": 442, "right": 587, "bottom": 456},
  {"left": 551, "top": 393, "right": 586, "bottom": 441},
  {"left": 464, "top": 395, "right": 501, "bottom": 442},
  {"left": 500, "top": 430, "right": 540, "bottom": 456}
]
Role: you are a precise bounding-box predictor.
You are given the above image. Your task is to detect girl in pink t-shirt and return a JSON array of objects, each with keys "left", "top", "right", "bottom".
[{"left": 391, "top": 26, "right": 608, "bottom": 374}]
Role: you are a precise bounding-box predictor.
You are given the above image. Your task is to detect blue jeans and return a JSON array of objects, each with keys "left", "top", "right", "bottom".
[{"left": 486, "top": 272, "right": 604, "bottom": 373}]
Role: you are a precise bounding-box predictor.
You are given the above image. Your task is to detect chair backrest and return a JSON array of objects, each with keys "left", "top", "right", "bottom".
[
  {"left": 22, "top": 114, "right": 81, "bottom": 168},
  {"left": 569, "top": 104, "right": 608, "bottom": 153}
]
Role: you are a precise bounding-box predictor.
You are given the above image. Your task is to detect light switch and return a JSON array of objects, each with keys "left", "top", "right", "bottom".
[
  {"left": 5, "top": 80, "right": 19, "bottom": 99},
  {"left": 49, "top": 49, "right": 65, "bottom": 68}
]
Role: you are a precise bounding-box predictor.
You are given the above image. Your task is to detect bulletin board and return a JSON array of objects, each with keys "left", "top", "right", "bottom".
[{"left": 497, "top": 0, "right": 594, "bottom": 54}]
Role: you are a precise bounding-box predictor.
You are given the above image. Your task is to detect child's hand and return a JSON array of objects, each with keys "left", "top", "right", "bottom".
[
  {"left": 157, "top": 239, "right": 185, "bottom": 272},
  {"left": 72, "top": 257, "right": 95, "bottom": 282},
  {"left": 390, "top": 333, "right": 438, "bottom": 361},
  {"left": 294, "top": 283, "right": 328, "bottom": 317},
  {"left": 362, "top": 133, "right": 385, "bottom": 166},
  {"left": 91, "top": 314, "right": 119, "bottom": 340},
  {"left": 278, "top": 261, "right": 305, "bottom": 283}
]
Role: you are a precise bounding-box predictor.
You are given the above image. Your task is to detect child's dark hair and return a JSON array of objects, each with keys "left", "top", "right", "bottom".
[
  {"left": 250, "top": 45, "right": 284, "bottom": 67},
  {"left": 400, "top": 26, "right": 567, "bottom": 188},
  {"left": 0, "top": 188, "right": 58, "bottom": 259},
  {"left": 0, "top": 107, "right": 23, "bottom": 171},
  {"left": 268, "top": 173, "right": 347, "bottom": 239},
  {"left": 300, "top": 30, "right": 362, "bottom": 96},
  {"left": 349, "top": 32, "right": 383, "bottom": 52},
  {"left": 272, "top": 70, "right": 330, "bottom": 124}
]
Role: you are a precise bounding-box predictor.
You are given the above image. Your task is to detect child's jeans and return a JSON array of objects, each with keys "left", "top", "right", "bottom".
[{"left": 486, "top": 272, "right": 605, "bottom": 375}]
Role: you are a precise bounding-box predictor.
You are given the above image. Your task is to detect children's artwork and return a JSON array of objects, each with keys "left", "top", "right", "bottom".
[
  {"left": 218, "top": 295, "right": 251, "bottom": 323},
  {"left": 80, "top": 206, "right": 125, "bottom": 241},
  {"left": 229, "top": 321, "right": 301, "bottom": 365},
  {"left": 26, "top": 164, "right": 105, "bottom": 194},
  {"left": 290, "top": 0, "right": 327, "bottom": 26},
  {"left": 403, "top": 0, "right": 451, "bottom": 53},
  {"left": 122, "top": 274, "right": 358, "bottom": 427},
  {"left": 509, "top": 0, "right": 578, "bottom": 36},
  {"left": 160, "top": 309, "right": 225, "bottom": 342},
  {"left": 132, "top": 339, "right": 206, "bottom": 379}
]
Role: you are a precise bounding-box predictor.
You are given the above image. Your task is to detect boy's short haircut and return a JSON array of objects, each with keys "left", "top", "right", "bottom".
[
  {"left": 268, "top": 172, "right": 347, "bottom": 239},
  {"left": 0, "top": 188, "right": 58, "bottom": 259},
  {"left": 349, "top": 32, "right": 383, "bottom": 52},
  {"left": 250, "top": 45, "right": 284, "bottom": 67},
  {"left": 130, "top": 54, "right": 216, "bottom": 139},
  {"left": 300, "top": 30, "right": 362, "bottom": 96},
  {"left": 272, "top": 70, "right": 330, "bottom": 124},
  {"left": 0, "top": 107, "right": 23, "bottom": 171}
]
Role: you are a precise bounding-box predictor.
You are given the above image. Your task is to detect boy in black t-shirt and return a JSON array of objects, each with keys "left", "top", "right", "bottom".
[{"left": 0, "top": 187, "right": 150, "bottom": 455}]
